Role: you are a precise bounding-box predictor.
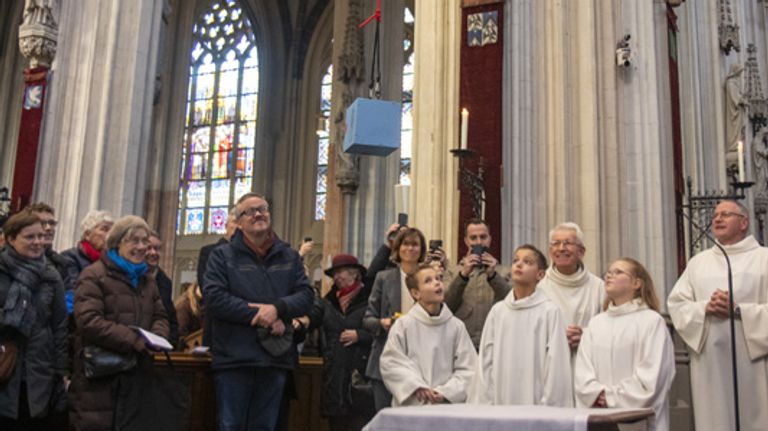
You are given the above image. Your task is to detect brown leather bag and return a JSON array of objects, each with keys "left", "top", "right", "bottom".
[{"left": 0, "top": 340, "right": 18, "bottom": 383}]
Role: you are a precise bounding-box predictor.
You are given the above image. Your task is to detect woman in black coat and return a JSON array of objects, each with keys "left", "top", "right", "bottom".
[
  {"left": 308, "top": 254, "right": 377, "bottom": 431},
  {"left": 0, "top": 211, "right": 68, "bottom": 430}
]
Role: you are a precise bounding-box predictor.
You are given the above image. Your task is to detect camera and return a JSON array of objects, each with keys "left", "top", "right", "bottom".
[
  {"left": 429, "top": 240, "right": 443, "bottom": 252},
  {"left": 616, "top": 34, "right": 631, "bottom": 68},
  {"left": 471, "top": 245, "right": 486, "bottom": 256}
]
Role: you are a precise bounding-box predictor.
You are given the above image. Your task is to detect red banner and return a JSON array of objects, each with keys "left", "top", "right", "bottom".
[{"left": 11, "top": 66, "right": 48, "bottom": 212}]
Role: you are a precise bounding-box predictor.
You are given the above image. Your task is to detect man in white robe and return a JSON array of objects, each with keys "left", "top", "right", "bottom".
[
  {"left": 574, "top": 298, "right": 676, "bottom": 431},
  {"left": 538, "top": 222, "right": 605, "bottom": 352},
  {"left": 668, "top": 200, "right": 768, "bottom": 431},
  {"left": 380, "top": 266, "right": 477, "bottom": 406}
]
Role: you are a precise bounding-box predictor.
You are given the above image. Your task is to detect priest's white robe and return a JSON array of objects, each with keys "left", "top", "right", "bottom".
[
  {"left": 379, "top": 303, "right": 477, "bottom": 406},
  {"left": 539, "top": 266, "right": 605, "bottom": 329},
  {"left": 574, "top": 299, "right": 675, "bottom": 431},
  {"left": 668, "top": 235, "right": 768, "bottom": 431},
  {"left": 471, "top": 289, "right": 573, "bottom": 406}
]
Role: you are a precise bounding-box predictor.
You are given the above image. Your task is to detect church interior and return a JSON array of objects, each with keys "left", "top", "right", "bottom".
[{"left": 2, "top": 0, "right": 768, "bottom": 430}]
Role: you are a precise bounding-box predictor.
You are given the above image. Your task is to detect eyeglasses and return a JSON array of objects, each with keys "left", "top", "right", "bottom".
[
  {"left": 239, "top": 205, "right": 270, "bottom": 218},
  {"left": 713, "top": 211, "right": 745, "bottom": 220},
  {"left": 40, "top": 220, "right": 58, "bottom": 227},
  {"left": 549, "top": 240, "right": 582, "bottom": 248},
  {"left": 123, "top": 236, "right": 150, "bottom": 246},
  {"left": 604, "top": 268, "right": 632, "bottom": 278},
  {"left": 20, "top": 233, "right": 46, "bottom": 242}
]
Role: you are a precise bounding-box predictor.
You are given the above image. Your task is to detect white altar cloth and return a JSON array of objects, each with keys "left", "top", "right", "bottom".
[{"left": 362, "top": 404, "right": 653, "bottom": 431}]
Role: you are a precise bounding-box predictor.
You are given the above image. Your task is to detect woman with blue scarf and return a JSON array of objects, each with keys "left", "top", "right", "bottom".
[
  {"left": 0, "top": 210, "right": 68, "bottom": 430},
  {"left": 69, "top": 215, "right": 169, "bottom": 431}
]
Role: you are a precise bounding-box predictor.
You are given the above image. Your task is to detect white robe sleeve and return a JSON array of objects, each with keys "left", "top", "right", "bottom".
[
  {"left": 667, "top": 267, "right": 709, "bottom": 354},
  {"left": 739, "top": 303, "right": 768, "bottom": 360},
  {"left": 433, "top": 323, "right": 478, "bottom": 403},
  {"left": 573, "top": 326, "right": 606, "bottom": 408},
  {"left": 542, "top": 307, "right": 574, "bottom": 407},
  {"left": 603, "top": 317, "right": 676, "bottom": 411},
  {"left": 469, "top": 309, "right": 496, "bottom": 404},
  {"left": 379, "top": 320, "right": 429, "bottom": 405}
]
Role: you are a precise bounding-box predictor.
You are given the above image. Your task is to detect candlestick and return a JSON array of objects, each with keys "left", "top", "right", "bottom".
[
  {"left": 460, "top": 108, "right": 469, "bottom": 150},
  {"left": 737, "top": 141, "right": 745, "bottom": 182}
]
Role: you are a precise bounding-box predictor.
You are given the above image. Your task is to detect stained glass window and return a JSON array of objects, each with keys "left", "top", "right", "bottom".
[
  {"left": 401, "top": 7, "right": 415, "bottom": 185},
  {"left": 177, "top": 0, "right": 258, "bottom": 235},
  {"left": 315, "top": 64, "right": 332, "bottom": 221}
]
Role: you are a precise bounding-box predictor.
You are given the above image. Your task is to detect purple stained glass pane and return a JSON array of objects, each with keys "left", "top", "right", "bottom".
[
  {"left": 210, "top": 179, "right": 230, "bottom": 206},
  {"left": 209, "top": 207, "right": 228, "bottom": 234},
  {"left": 236, "top": 149, "right": 253, "bottom": 177},
  {"left": 176, "top": 210, "right": 181, "bottom": 235},
  {"left": 185, "top": 209, "right": 204, "bottom": 235},
  {"left": 315, "top": 193, "right": 327, "bottom": 221},
  {"left": 189, "top": 153, "right": 208, "bottom": 180},
  {"left": 239, "top": 122, "right": 255, "bottom": 148},
  {"left": 317, "top": 138, "right": 329, "bottom": 165},
  {"left": 186, "top": 181, "right": 206, "bottom": 207},
  {"left": 316, "top": 166, "right": 328, "bottom": 193},
  {"left": 191, "top": 127, "right": 210, "bottom": 152}
]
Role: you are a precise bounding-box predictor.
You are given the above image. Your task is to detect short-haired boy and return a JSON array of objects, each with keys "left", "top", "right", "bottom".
[
  {"left": 380, "top": 264, "right": 477, "bottom": 406},
  {"left": 471, "top": 245, "right": 573, "bottom": 406}
]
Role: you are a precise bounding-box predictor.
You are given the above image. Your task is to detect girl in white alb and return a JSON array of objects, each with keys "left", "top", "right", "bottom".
[{"left": 574, "top": 258, "right": 675, "bottom": 431}]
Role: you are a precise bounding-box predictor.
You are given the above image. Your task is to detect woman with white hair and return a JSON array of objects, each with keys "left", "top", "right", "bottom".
[
  {"left": 61, "top": 210, "right": 114, "bottom": 313},
  {"left": 69, "top": 215, "right": 169, "bottom": 431}
]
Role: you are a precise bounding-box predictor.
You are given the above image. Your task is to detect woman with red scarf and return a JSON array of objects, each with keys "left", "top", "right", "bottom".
[
  {"left": 307, "top": 254, "right": 376, "bottom": 431},
  {"left": 61, "top": 210, "right": 114, "bottom": 314}
]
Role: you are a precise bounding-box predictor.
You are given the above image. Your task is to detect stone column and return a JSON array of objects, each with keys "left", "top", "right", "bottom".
[
  {"left": 409, "top": 0, "right": 461, "bottom": 261},
  {"left": 35, "top": 0, "right": 166, "bottom": 249},
  {"left": 0, "top": 1, "right": 26, "bottom": 191}
]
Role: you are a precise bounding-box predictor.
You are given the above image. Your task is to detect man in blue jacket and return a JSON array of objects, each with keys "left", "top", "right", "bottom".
[{"left": 203, "top": 193, "right": 314, "bottom": 431}]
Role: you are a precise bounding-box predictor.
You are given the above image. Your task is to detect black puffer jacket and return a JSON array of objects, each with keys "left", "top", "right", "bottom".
[{"left": 0, "top": 247, "right": 68, "bottom": 419}]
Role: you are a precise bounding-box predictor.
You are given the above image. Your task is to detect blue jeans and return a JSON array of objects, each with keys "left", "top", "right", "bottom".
[{"left": 214, "top": 367, "right": 287, "bottom": 431}]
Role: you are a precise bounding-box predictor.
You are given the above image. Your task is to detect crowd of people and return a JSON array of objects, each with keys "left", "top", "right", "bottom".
[{"left": 0, "top": 194, "right": 765, "bottom": 431}]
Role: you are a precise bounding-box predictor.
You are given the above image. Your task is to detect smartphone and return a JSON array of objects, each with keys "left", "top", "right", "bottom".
[
  {"left": 471, "top": 245, "right": 486, "bottom": 256},
  {"left": 429, "top": 240, "right": 443, "bottom": 252},
  {"left": 397, "top": 213, "right": 408, "bottom": 227},
  {"left": 304, "top": 237, "right": 312, "bottom": 243}
]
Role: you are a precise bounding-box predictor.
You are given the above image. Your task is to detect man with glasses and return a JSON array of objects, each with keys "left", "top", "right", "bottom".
[
  {"left": 538, "top": 222, "right": 604, "bottom": 352},
  {"left": 146, "top": 231, "right": 180, "bottom": 347},
  {"left": 26, "top": 202, "right": 68, "bottom": 281},
  {"left": 203, "top": 192, "right": 313, "bottom": 431},
  {"left": 669, "top": 200, "right": 768, "bottom": 431},
  {"left": 444, "top": 219, "right": 510, "bottom": 349}
]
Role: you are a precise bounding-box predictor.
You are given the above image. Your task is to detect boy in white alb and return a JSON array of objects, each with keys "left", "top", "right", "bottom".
[
  {"left": 472, "top": 245, "right": 572, "bottom": 406},
  {"left": 380, "top": 264, "right": 477, "bottom": 406}
]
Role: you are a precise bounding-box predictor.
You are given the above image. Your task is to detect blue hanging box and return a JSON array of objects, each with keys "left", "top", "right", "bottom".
[{"left": 343, "top": 97, "right": 401, "bottom": 156}]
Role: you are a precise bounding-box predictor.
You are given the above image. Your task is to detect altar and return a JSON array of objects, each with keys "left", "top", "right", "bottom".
[{"left": 362, "top": 404, "right": 654, "bottom": 431}]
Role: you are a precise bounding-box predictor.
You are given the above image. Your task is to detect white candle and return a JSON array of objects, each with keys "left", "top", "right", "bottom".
[
  {"left": 460, "top": 108, "right": 469, "bottom": 150},
  {"left": 737, "top": 141, "right": 745, "bottom": 182}
]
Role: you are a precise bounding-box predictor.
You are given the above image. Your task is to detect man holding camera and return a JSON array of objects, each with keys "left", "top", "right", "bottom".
[{"left": 444, "top": 219, "right": 510, "bottom": 349}]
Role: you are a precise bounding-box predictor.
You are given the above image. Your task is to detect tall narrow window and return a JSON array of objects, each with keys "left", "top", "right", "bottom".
[
  {"left": 400, "top": 7, "right": 415, "bottom": 185},
  {"left": 178, "top": 0, "right": 258, "bottom": 235},
  {"left": 315, "top": 65, "right": 332, "bottom": 221}
]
